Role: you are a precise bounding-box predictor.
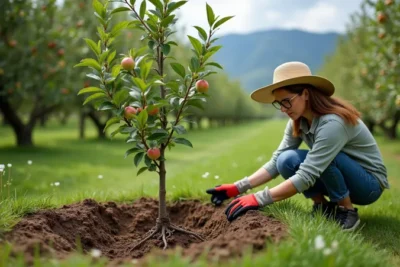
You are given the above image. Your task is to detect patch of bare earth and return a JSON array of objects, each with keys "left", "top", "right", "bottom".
[{"left": 4, "top": 198, "right": 287, "bottom": 265}]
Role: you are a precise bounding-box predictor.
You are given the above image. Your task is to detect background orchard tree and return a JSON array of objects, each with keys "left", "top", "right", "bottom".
[
  {"left": 319, "top": 0, "right": 400, "bottom": 138},
  {"left": 75, "top": 0, "right": 233, "bottom": 249}
]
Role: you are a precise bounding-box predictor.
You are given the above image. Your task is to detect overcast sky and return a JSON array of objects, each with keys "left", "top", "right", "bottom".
[{"left": 175, "top": 0, "right": 364, "bottom": 36}]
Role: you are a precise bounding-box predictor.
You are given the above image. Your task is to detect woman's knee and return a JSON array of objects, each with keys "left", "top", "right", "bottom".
[{"left": 276, "top": 150, "right": 302, "bottom": 179}]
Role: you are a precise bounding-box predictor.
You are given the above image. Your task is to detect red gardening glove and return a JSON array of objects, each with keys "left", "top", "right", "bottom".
[
  {"left": 206, "top": 184, "right": 240, "bottom": 206},
  {"left": 224, "top": 194, "right": 260, "bottom": 222}
]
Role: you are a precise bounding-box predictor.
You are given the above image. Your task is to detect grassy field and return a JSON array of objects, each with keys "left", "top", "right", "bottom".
[{"left": 0, "top": 118, "right": 399, "bottom": 266}]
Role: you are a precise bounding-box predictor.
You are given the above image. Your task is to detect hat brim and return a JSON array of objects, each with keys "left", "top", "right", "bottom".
[{"left": 250, "top": 76, "right": 335, "bottom": 104}]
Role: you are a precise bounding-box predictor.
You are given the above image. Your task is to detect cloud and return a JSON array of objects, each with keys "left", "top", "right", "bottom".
[{"left": 175, "top": 0, "right": 363, "bottom": 36}]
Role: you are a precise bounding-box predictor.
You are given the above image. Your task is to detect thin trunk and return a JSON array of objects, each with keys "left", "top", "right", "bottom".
[
  {"left": 158, "top": 160, "right": 168, "bottom": 222},
  {"left": 87, "top": 110, "right": 106, "bottom": 139}
]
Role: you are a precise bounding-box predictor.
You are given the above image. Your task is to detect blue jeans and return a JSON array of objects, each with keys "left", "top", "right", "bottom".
[{"left": 276, "top": 149, "right": 382, "bottom": 205}]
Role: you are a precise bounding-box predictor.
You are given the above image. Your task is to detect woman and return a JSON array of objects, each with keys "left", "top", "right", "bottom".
[{"left": 206, "top": 61, "right": 389, "bottom": 231}]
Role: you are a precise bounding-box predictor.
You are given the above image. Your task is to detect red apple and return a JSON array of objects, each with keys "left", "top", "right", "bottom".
[
  {"left": 48, "top": 42, "right": 56, "bottom": 49},
  {"left": 124, "top": 106, "right": 137, "bottom": 119},
  {"left": 147, "top": 148, "right": 160, "bottom": 160},
  {"left": 148, "top": 106, "right": 159, "bottom": 116},
  {"left": 8, "top": 40, "right": 17, "bottom": 48},
  {"left": 57, "top": 49, "right": 65, "bottom": 56},
  {"left": 377, "top": 12, "right": 387, "bottom": 23},
  {"left": 121, "top": 57, "right": 135, "bottom": 70},
  {"left": 195, "top": 79, "right": 209, "bottom": 93}
]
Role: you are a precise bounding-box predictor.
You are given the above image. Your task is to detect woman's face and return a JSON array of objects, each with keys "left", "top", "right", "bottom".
[{"left": 272, "top": 88, "right": 308, "bottom": 120}]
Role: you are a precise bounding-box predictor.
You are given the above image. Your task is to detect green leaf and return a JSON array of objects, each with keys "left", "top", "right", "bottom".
[
  {"left": 134, "top": 152, "right": 145, "bottom": 167},
  {"left": 170, "top": 63, "right": 186, "bottom": 78},
  {"left": 193, "top": 26, "right": 207, "bottom": 41},
  {"left": 144, "top": 154, "right": 152, "bottom": 167},
  {"left": 98, "top": 101, "right": 115, "bottom": 111},
  {"left": 213, "top": 16, "right": 234, "bottom": 29},
  {"left": 187, "top": 99, "right": 205, "bottom": 110},
  {"left": 136, "top": 109, "right": 148, "bottom": 129},
  {"left": 137, "top": 166, "right": 148, "bottom": 176},
  {"left": 167, "top": 1, "right": 186, "bottom": 14},
  {"left": 83, "top": 93, "right": 107, "bottom": 105},
  {"left": 104, "top": 117, "right": 121, "bottom": 132},
  {"left": 84, "top": 38, "right": 101, "bottom": 56},
  {"left": 93, "top": 0, "right": 105, "bottom": 18},
  {"left": 205, "top": 62, "right": 223, "bottom": 69},
  {"left": 161, "top": 44, "right": 171, "bottom": 55},
  {"left": 111, "top": 6, "right": 131, "bottom": 15},
  {"left": 125, "top": 147, "right": 142, "bottom": 158},
  {"left": 190, "top": 57, "right": 200, "bottom": 72},
  {"left": 74, "top": 58, "right": 102, "bottom": 72},
  {"left": 161, "top": 15, "right": 175, "bottom": 27},
  {"left": 99, "top": 50, "right": 110, "bottom": 65},
  {"left": 139, "top": 0, "right": 146, "bottom": 19},
  {"left": 147, "top": 132, "right": 169, "bottom": 141},
  {"left": 174, "top": 137, "right": 193, "bottom": 148},
  {"left": 133, "top": 77, "right": 147, "bottom": 91},
  {"left": 140, "top": 59, "right": 153, "bottom": 80},
  {"left": 173, "top": 125, "right": 186, "bottom": 134},
  {"left": 113, "top": 89, "right": 129, "bottom": 107},
  {"left": 112, "top": 65, "right": 121, "bottom": 77},
  {"left": 148, "top": 0, "right": 163, "bottom": 11},
  {"left": 78, "top": 87, "right": 104, "bottom": 95},
  {"left": 108, "top": 50, "right": 116, "bottom": 65},
  {"left": 187, "top": 35, "right": 202, "bottom": 56},
  {"left": 206, "top": 3, "right": 215, "bottom": 27}
]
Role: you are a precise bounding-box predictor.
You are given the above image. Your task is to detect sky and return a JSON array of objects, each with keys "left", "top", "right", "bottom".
[{"left": 175, "top": 0, "right": 364, "bottom": 36}]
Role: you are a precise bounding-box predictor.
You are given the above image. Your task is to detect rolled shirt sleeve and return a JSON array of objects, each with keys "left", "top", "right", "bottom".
[
  {"left": 263, "top": 120, "right": 302, "bottom": 178},
  {"left": 289, "top": 119, "right": 350, "bottom": 193}
]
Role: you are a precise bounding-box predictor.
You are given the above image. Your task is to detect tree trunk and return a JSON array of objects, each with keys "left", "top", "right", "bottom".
[
  {"left": 39, "top": 114, "right": 47, "bottom": 127},
  {"left": 16, "top": 126, "right": 34, "bottom": 146},
  {"left": 379, "top": 111, "right": 399, "bottom": 139},
  {"left": 87, "top": 109, "right": 106, "bottom": 139},
  {"left": 158, "top": 157, "right": 168, "bottom": 222}
]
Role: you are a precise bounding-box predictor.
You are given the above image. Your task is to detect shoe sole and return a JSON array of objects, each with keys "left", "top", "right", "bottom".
[{"left": 342, "top": 219, "right": 360, "bottom": 232}]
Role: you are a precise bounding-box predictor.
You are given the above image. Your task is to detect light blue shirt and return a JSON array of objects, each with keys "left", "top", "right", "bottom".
[{"left": 263, "top": 115, "right": 389, "bottom": 193}]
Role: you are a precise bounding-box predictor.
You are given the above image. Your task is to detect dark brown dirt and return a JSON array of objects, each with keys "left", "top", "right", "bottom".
[{"left": 4, "top": 198, "right": 287, "bottom": 264}]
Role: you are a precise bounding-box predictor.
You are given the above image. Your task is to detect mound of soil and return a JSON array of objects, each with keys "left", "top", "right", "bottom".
[{"left": 4, "top": 198, "right": 287, "bottom": 264}]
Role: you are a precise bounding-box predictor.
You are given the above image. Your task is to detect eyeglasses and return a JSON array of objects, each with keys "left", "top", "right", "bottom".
[{"left": 272, "top": 94, "right": 299, "bottom": 110}]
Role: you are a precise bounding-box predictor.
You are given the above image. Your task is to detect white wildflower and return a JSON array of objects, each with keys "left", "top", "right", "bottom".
[
  {"left": 331, "top": 240, "right": 339, "bottom": 250},
  {"left": 54, "top": 182, "right": 60, "bottom": 187},
  {"left": 131, "top": 259, "right": 138, "bottom": 264},
  {"left": 214, "top": 175, "right": 220, "bottom": 179},
  {"left": 0, "top": 164, "right": 4, "bottom": 172},
  {"left": 50, "top": 183, "right": 54, "bottom": 187},
  {"left": 323, "top": 248, "right": 332, "bottom": 256},
  {"left": 257, "top": 156, "right": 264, "bottom": 162},
  {"left": 7, "top": 163, "right": 12, "bottom": 167},
  {"left": 98, "top": 175, "right": 103, "bottom": 179},
  {"left": 27, "top": 160, "right": 32, "bottom": 165},
  {"left": 314, "top": 235, "right": 325, "bottom": 250},
  {"left": 202, "top": 172, "right": 209, "bottom": 178},
  {"left": 90, "top": 248, "right": 102, "bottom": 258}
]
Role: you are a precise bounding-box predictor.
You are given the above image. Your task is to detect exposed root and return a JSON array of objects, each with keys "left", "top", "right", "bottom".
[
  {"left": 170, "top": 223, "right": 205, "bottom": 241},
  {"left": 126, "top": 220, "right": 204, "bottom": 253}
]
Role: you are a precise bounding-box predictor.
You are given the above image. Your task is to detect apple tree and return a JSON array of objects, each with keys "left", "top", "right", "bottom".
[{"left": 75, "top": 0, "right": 232, "bottom": 249}]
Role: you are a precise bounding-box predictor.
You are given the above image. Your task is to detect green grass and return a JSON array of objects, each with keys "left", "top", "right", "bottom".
[{"left": 0, "top": 118, "right": 399, "bottom": 267}]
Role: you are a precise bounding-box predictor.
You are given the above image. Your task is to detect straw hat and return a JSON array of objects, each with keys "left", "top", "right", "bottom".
[{"left": 250, "top": 61, "right": 335, "bottom": 103}]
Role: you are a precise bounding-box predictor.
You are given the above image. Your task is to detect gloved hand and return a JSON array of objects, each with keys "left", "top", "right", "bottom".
[
  {"left": 225, "top": 194, "right": 259, "bottom": 221},
  {"left": 206, "top": 184, "right": 240, "bottom": 206},
  {"left": 225, "top": 187, "right": 274, "bottom": 222}
]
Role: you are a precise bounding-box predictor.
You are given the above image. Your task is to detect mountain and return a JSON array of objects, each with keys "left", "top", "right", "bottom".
[{"left": 213, "top": 29, "right": 341, "bottom": 93}]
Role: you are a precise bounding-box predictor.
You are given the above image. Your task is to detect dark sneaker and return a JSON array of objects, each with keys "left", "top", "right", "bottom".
[
  {"left": 335, "top": 206, "right": 360, "bottom": 231},
  {"left": 311, "top": 202, "right": 337, "bottom": 219}
]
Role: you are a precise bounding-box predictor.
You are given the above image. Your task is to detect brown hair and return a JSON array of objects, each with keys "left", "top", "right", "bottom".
[{"left": 279, "top": 84, "right": 361, "bottom": 137}]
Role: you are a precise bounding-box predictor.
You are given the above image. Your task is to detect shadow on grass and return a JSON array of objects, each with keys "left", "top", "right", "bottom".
[{"left": 360, "top": 214, "right": 400, "bottom": 257}]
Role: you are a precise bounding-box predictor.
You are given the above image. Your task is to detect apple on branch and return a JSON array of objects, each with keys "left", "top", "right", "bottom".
[
  {"left": 124, "top": 106, "right": 138, "bottom": 119},
  {"left": 195, "top": 79, "right": 209, "bottom": 93},
  {"left": 121, "top": 57, "right": 135, "bottom": 70},
  {"left": 147, "top": 147, "right": 161, "bottom": 160}
]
